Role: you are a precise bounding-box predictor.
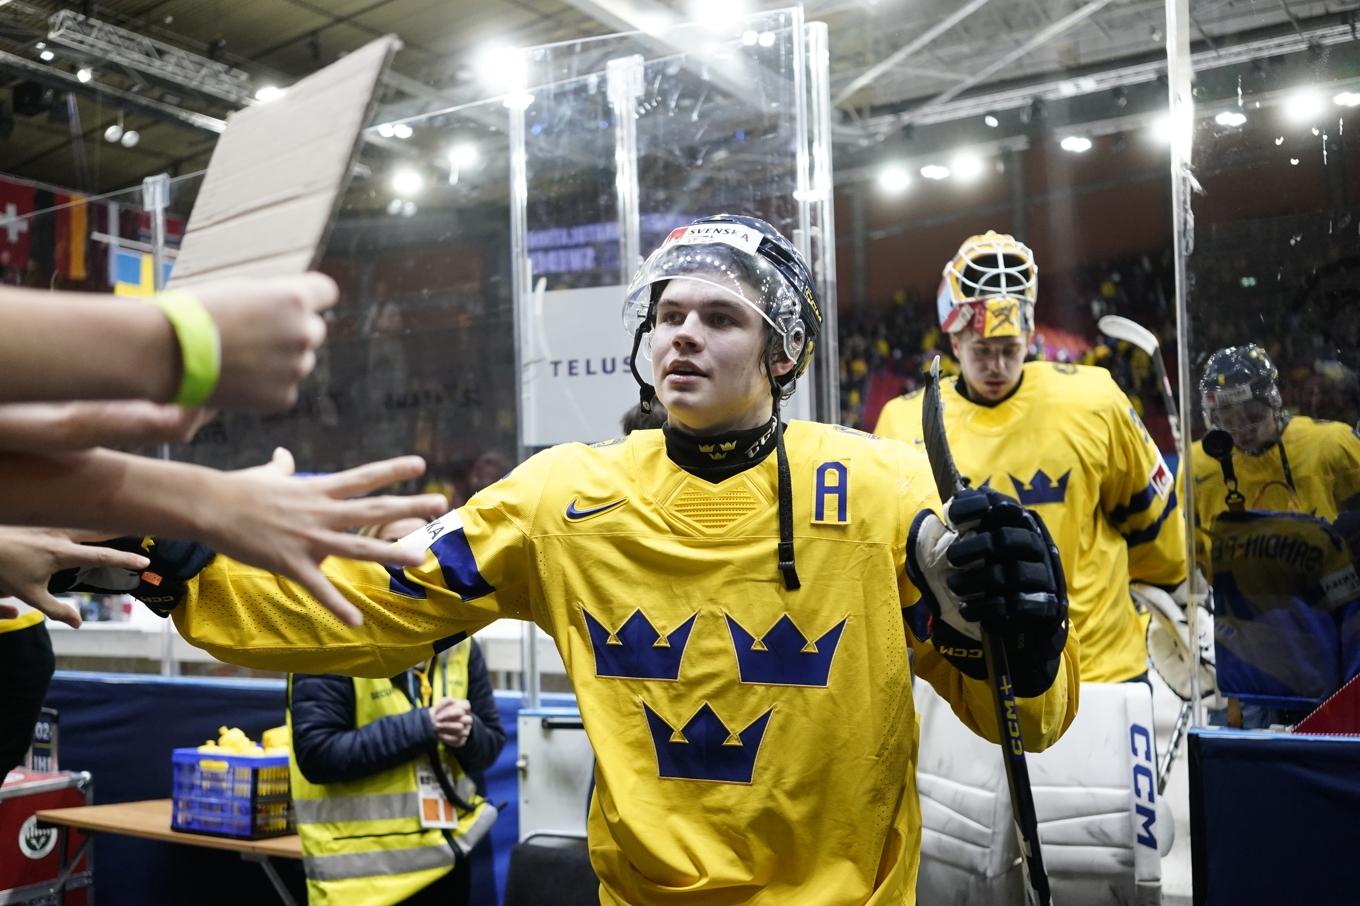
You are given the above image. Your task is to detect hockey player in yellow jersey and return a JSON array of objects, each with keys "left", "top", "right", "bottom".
[
  {"left": 1191, "top": 343, "right": 1360, "bottom": 565},
  {"left": 58, "top": 216, "right": 1079, "bottom": 905},
  {"left": 875, "top": 231, "right": 1186, "bottom": 684},
  {"left": 1191, "top": 344, "right": 1360, "bottom": 724}
]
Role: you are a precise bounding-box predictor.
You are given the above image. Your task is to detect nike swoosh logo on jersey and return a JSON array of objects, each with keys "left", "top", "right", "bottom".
[{"left": 565, "top": 497, "right": 628, "bottom": 521}]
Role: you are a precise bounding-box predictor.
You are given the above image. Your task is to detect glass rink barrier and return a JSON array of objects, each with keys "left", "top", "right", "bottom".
[
  {"left": 1173, "top": 0, "right": 1360, "bottom": 731},
  {"left": 1173, "top": 2, "right": 1360, "bottom": 903}
]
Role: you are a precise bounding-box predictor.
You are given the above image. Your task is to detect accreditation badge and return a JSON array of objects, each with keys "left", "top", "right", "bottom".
[{"left": 416, "top": 757, "right": 458, "bottom": 829}]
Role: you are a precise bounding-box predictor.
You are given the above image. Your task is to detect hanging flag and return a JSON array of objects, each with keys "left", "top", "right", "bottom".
[
  {"left": 53, "top": 194, "right": 88, "bottom": 282},
  {"left": 0, "top": 179, "right": 36, "bottom": 274},
  {"left": 113, "top": 248, "right": 173, "bottom": 297}
]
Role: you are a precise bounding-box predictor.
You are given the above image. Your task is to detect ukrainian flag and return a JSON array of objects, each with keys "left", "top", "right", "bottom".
[{"left": 113, "top": 248, "right": 173, "bottom": 297}]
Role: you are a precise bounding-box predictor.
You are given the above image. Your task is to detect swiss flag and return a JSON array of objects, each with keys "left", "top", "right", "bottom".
[
  {"left": 0, "top": 178, "right": 36, "bottom": 273},
  {"left": 136, "top": 210, "right": 184, "bottom": 247}
]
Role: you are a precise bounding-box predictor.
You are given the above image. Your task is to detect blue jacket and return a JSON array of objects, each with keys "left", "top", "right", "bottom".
[{"left": 291, "top": 640, "right": 506, "bottom": 784}]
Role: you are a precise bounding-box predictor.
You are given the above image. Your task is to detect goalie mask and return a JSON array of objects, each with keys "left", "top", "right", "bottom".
[
  {"left": 1200, "top": 344, "right": 1286, "bottom": 454},
  {"left": 623, "top": 214, "right": 823, "bottom": 402},
  {"left": 937, "top": 230, "right": 1038, "bottom": 338}
]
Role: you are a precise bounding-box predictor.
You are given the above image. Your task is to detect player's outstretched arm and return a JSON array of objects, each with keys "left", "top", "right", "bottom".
[
  {"left": 0, "top": 272, "right": 336, "bottom": 412},
  {"left": 0, "top": 526, "right": 153, "bottom": 628},
  {"left": 1, "top": 447, "right": 447, "bottom": 626}
]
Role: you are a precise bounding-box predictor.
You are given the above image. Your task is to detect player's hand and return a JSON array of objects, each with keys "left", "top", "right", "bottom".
[
  {"left": 906, "top": 487, "right": 1068, "bottom": 695},
  {"left": 430, "top": 697, "right": 474, "bottom": 748},
  {"left": 0, "top": 526, "right": 150, "bottom": 628},
  {"left": 191, "top": 272, "right": 338, "bottom": 413},
  {"left": 939, "top": 487, "right": 1066, "bottom": 629},
  {"left": 197, "top": 448, "right": 447, "bottom": 627},
  {"left": 0, "top": 400, "right": 214, "bottom": 453}
]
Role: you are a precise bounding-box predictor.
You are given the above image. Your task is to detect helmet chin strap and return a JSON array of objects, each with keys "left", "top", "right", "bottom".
[
  {"left": 629, "top": 318, "right": 656, "bottom": 414},
  {"left": 767, "top": 337, "right": 800, "bottom": 591}
]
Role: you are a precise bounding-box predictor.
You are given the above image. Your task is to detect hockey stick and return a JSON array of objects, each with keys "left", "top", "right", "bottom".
[
  {"left": 1097, "top": 314, "right": 1181, "bottom": 450},
  {"left": 1098, "top": 314, "right": 1204, "bottom": 782},
  {"left": 922, "top": 356, "right": 1052, "bottom": 906}
]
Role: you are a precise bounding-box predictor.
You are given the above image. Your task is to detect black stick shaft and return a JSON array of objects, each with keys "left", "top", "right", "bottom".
[{"left": 981, "top": 631, "right": 1052, "bottom": 906}]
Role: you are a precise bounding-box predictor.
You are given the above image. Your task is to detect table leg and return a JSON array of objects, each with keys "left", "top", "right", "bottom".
[{"left": 240, "top": 853, "right": 299, "bottom": 906}]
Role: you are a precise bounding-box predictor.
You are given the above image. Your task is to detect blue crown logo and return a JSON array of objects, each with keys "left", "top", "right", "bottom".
[
  {"left": 643, "top": 701, "right": 773, "bottom": 783},
  {"left": 725, "top": 614, "right": 846, "bottom": 687},
  {"left": 582, "top": 608, "right": 696, "bottom": 681},
  {"left": 1009, "top": 469, "right": 1071, "bottom": 505}
]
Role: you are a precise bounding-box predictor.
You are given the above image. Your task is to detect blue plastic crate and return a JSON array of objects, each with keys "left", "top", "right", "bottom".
[{"left": 170, "top": 748, "right": 293, "bottom": 839}]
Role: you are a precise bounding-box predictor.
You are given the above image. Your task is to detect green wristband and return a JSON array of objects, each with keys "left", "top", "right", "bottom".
[{"left": 147, "top": 290, "right": 221, "bottom": 407}]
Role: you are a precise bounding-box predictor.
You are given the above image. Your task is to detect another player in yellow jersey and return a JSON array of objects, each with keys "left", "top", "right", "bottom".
[
  {"left": 875, "top": 232, "right": 1186, "bottom": 684},
  {"left": 1191, "top": 343, "right": 1360, "bottom": 564},
  {"left": 60, "top": 216, "right": 1078, "bottom": 905},
  {"left": 1192, "top": 344, "right": 1360, "bottom": 725}
]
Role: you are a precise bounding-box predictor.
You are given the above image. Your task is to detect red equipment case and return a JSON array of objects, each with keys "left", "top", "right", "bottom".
[{"left": 0, "top": 769, "right": 92, "bottom": 904}]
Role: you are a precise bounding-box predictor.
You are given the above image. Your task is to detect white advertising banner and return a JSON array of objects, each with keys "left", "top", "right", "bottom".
[{"left": 520, "top": 283, "right": 638, "bottom": 446}]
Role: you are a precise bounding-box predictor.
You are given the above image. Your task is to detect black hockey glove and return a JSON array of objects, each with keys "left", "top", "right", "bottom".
[
  {"left": 48, "top": 536, "right": 216, "bottom": 617},
  {"left": 906, "top": 487, "right": 1069, "bottom": 697}
]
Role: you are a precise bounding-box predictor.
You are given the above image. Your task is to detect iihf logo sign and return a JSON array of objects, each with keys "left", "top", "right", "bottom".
[{"left": 19, "top": 815, "right": 57, "bottom": 860}]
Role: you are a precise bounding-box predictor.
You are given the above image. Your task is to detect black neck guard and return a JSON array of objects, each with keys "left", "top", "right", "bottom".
[{"left": 663, "top": 416, "right": 780, "bottom": 483}]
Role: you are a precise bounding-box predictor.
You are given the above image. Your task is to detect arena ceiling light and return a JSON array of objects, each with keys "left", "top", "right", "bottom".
[
  {"left": 691, "top": 0, "right": 747, "bottom": 30},
  {"left": 1059, "top": 135, "right": 1093, "bottom": 153},
  {"left": 390, "top": 168, "right": 423, "bottom": 197},
  {"left": 1334, "top": 91, "right": 1360, "bottom": 107},
  {"left": 474, "top": 43, "right": 527, "bottom": 93},
  {"left": 448, "top": 143, "right": 478, "bottom": 169},
  {"left": 1214, "top": 110, "right": 1247, "bottom": 127},
  {"left": 983, "top": 113, "right": 1000, "bottom": 128},
  {"left": 877, "top": 164, "right": 911, "bottom": 195},
  {"left": 920, "top": 163, "right": 950, "bottom": 180},
  {"left": 76, "top": 67, "right": 93, "bottom": 83},
  {"left": 254, "top": 85, "right": 285, "bottom": 103},
  {"left": 950, "top": 153, "right": 984, "bottom": 181},
  {"left": 1283, "top": 87, "right": 1324, "bottom": 123}
]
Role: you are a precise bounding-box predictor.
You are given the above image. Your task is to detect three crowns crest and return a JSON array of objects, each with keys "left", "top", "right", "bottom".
[{"left": 697, "top": 441, "right": 738, "bottom": 461}]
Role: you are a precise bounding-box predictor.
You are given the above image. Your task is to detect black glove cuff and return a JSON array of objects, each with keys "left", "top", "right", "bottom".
[{"left": 48, "top": 536, "right": 216, "bottom": 617}]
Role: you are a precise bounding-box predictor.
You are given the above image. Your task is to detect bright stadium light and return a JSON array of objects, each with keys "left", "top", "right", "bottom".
[{"left": 877, "top": 164, "right": 911, "bottom": 194}]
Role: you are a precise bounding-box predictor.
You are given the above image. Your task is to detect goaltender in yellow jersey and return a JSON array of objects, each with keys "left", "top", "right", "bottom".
[{"left": 876, "top": 232, "right": 1185, "bottom": 684}]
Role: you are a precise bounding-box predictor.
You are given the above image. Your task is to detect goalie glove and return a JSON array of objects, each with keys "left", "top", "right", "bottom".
[
  {"left": 906, "top": 487, "right": 1069, "bottom": 697},
  {"left": 1135, "top": 579, "right": 1217, "bottom": 702},
  {"left": 48, "top": 536, "right": 215, "bottom": 617}
]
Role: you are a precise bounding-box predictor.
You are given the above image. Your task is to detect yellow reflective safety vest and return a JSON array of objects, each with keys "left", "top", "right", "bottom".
[{"left": 287, "top": 640, "right": 497, "bottom": 906}]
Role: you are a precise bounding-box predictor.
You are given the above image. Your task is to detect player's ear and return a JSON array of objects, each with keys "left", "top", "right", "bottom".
[{"left": 770, "top": 351, "right": 796, "bottom": 379}]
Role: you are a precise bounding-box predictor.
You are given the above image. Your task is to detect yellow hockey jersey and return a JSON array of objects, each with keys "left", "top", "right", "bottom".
[
  {"left": 875, "top": 362, "right": 1186, "bottom": 683},
  {"left": 171, "top": 420, "right": 1079, "bottom": 905},
  {"left": 1208, "top": 509, "right": 1360, "bottom": 704},
  {"left": 1190, "top": 416, "right": 1360, "bottom": 566}
]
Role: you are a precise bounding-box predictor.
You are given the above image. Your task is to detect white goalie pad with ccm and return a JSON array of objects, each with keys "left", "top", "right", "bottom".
[{"left": 914, "top": 679, "right": 1170, "bottom": 905}]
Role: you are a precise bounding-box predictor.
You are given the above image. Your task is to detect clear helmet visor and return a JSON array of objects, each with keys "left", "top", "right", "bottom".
[
  {"left": 1204, "top": 398, "right": 1278, "bottom": 450},
  {"left": 623, "top": 228, "right": 806, "bottom": 364}
]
